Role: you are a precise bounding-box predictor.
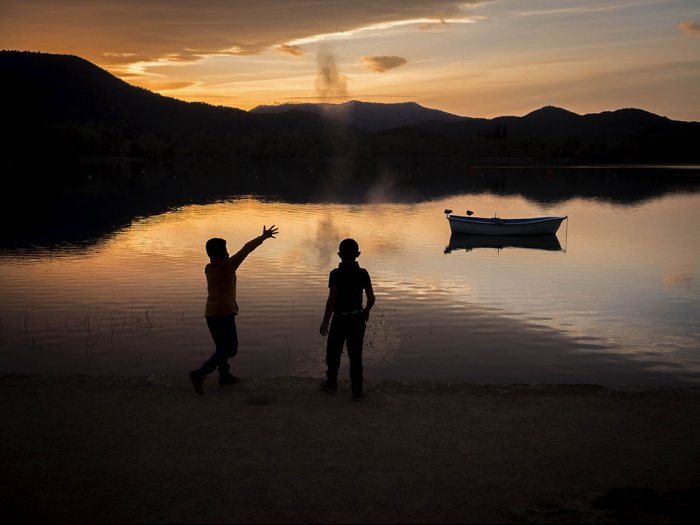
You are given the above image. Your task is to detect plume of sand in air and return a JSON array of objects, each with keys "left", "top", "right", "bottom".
[
  {"left": 314, "top": 44, "right": 355, "bottom": 193},
  {"left": 315, "top": 44, "right": 348, "bottom": 103}
]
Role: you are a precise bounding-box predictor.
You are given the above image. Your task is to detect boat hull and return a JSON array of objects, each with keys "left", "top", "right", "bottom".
[{"left": 447, "top": 215, "right": 566, "bottom": 235}]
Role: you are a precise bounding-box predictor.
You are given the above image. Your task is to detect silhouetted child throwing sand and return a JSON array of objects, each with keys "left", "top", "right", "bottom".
[
  {"left": 189, "top": 225, "right": 278, "bottom": 395},
  {"left": 319, "top": 238, "right": 375, "bottom": 401}
]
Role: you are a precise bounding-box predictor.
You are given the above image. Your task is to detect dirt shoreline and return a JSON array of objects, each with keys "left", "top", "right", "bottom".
[{"left": 2, "top": 374, "right": 700, "bottom": 523}]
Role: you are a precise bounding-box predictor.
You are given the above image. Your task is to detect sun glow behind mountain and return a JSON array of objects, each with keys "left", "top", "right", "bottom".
[{"left": 1, "top": 0, "right": 699, "bottom": 120}]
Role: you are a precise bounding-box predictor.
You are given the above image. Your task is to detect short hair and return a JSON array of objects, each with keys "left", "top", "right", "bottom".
[
  {"left": 338, "top": 238, "right": 360, "bottom": 259},
  {"left": 206, "top": 237, "right": 227, "bottom": 258}
]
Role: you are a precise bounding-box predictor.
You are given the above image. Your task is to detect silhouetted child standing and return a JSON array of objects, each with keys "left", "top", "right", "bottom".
[
  {"left": 189, "top": 225, "right": 278, "bottom": 395},
  {"left": 319, "top": 238, "right": 375, "bottom": 401}
]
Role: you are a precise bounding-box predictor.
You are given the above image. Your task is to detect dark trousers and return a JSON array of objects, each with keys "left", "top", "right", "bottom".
[
  {"left": 325, "top": 314, "right": 366, "bottom": 396},
  {"left": 198, "top": 314, "right": 238, "bottom": 376}
]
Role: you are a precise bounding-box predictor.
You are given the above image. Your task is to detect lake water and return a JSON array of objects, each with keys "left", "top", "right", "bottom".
[{"left": 1, "top": 163, "right": 699, "bottom": 387}]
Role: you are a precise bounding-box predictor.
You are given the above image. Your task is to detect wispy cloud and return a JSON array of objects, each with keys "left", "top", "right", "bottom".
[
  {"left": 679, "top": 21, "right": 700, "bottom": 36},
  {"left": 363, "top": 55, "right": 408, "bottom": 72},
  {"left": 286, "top": 15, "right": 483, "bottom": 47},
  {"left": 277, "top": 44, "right": 304, "bottom": 57},
  {"left": 148, "top": 81, "right": 197, "bottom": 91},
  {"left": 515, "top": 3, "right": 634, "bottom": 17},
  {"left": 417, "top": 19, "right": 449, "bottom": 31}
]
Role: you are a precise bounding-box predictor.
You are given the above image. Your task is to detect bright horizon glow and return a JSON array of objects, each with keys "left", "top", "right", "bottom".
[{"left": 1, "top": 0, "right": 699, "bottom": 120}]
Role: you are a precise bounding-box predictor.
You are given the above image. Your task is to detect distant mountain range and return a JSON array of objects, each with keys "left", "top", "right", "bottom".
[
  {"left": 251, "top": 100, "right": 466, "bottom": 131},
  {"left": 252, "top": 100, "right": 693, "bottom": 147},
  {"left": 3, "top": 50, "right": 699, "bottom": 163}
]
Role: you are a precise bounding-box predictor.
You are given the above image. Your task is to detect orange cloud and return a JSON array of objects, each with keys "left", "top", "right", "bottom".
[
  {"left": 679, "top": 21, "right": 700, "bottom": 36},
  {"left": 277, "top": 44, "right": 304, "bottom": 57},
  {"left": 148, "top": 81, "right": 196, "bottom": 91},
  {"left": 363, "top": 55, "right": 408, "bottom": 72}
]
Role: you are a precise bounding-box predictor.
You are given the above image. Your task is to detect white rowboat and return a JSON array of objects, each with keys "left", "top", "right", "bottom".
[{"left": 445, "top": 211, "right": 567, "bottom": 235}]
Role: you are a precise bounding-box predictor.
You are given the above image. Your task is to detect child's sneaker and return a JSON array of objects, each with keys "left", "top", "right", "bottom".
[
  {"left": 320, "top": 381, "right": 337, "bottom": 393},
  {"left": 219, "top": 374, "right": 240, "bottom": 386},
  {"left": 189, "top": 370, "right": 204, "bottom": 396}
]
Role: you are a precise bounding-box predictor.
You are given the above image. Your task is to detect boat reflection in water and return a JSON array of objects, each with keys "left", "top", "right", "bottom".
[{"left": 444, "top": 233, "right": 562, "bottom": 254}]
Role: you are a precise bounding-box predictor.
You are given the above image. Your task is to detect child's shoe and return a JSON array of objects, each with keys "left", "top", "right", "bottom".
[
  {"left": 320, "top": 381, "right": 338, "bottom": 393},
  {"left": 189, "top": 370, "right": 204, "bottom": 396},
  {"left": 219, "top": 373, "right": 240, "bottom": 386}
]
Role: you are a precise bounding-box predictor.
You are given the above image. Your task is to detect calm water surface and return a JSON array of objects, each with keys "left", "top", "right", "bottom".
[{"left": 2, "top": 170, "right": 699, "bottom": 386}]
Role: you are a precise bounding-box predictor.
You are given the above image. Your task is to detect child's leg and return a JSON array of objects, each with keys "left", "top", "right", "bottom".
[
  {"left": 346, "top": 317, "right": 366, "bottom": 397},
  {"left": 325, "top": 316, "right": 346, "bottom": 386},
  {"left": 217, "top": 315, "right": 238, "bottom": 377},
  {"left": 199, "top": 314, "right": 238, "bottom": 376}
]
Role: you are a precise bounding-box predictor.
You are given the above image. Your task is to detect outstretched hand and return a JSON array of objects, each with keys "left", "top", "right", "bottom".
[{"left": 262, "top": 225, "right": 278, "bottom": 239}]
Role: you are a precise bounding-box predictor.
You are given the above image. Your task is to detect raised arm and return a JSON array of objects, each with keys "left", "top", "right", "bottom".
[{"left": 230, "top": 225, "right": 278, "bottom": 268}]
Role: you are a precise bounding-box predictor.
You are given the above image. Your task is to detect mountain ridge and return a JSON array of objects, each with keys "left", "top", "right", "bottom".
[
  {"left": 251, "top": 100, "right": 469, "bottom": 131},
  {"left": 2, "top": 50, "right": 699, "bottom": 162}
]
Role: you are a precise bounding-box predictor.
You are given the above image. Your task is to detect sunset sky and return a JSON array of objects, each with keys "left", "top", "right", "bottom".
[{"left": 2, "top": 0, "right": 699, "bottom": 120}]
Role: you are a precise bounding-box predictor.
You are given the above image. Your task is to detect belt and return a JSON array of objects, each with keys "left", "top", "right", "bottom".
[{"left": 336, "top": 309, "right": 362, "bottom": 316}]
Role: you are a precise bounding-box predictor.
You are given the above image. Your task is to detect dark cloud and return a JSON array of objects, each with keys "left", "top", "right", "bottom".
[
  {"left": 363, "top": 55, "right": 408, "bottom": 72},
  {"left": 0, "top": 1, "right": 486, "bottom": 65},
  {"left": 679, "top": 21, "right": 700, "bottom": 36}
]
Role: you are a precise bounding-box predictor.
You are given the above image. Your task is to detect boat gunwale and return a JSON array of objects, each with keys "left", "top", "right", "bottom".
[{"left": 447, "top": 215, "right": 567, "bottom": 225}]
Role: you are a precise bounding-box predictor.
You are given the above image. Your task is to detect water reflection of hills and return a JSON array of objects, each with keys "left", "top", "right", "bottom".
[
  {"left": 444, "top": 234, "right": 562, "bottom": 254},
  {"left": 2, "top": 158, "right": 699, "bottom": 249}
]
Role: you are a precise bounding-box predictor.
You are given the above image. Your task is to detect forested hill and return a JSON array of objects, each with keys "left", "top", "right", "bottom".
[
  {"left": 2, "top": 50, "right": 699, "bottom": 162},
  {"left": 251, "top": 100, "right": 467, "bottom": 131},
  {"left": 1, "top": 51, "right": 339, "bottom": 158}
]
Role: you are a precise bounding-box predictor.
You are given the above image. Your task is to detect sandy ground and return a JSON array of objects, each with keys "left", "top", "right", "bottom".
[{"left": 2, "top": 374, "right": 700, "bottom": 524}]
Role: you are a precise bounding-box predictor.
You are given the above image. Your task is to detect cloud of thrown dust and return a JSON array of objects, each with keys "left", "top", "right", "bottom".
[
  {"left": 313, "top": 44, "right": 356, "bottom": 182},
  {"left": 315, "top": 44, "right": 348, "bottom": 102}
]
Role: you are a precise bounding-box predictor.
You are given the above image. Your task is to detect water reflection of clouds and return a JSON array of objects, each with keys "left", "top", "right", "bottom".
[
  {"left": 3, "top": 190, "right": 700, "bottom": 384},
  {"left": 312, "top": 215, "right": 343, "bottom": 269},
  {"left": 664, "top": 271, "right": 694, "bottom": 290},
  {"left": 365, "top": 167, "right": 400, "bottom": 204},
  {"left": 285, "top": 203, "right": 416, "bottom": 271}
]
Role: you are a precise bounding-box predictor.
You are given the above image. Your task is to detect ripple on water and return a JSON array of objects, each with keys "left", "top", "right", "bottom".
[{"left": 2, "top": 190, "right": 700, "bottom": 386}]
